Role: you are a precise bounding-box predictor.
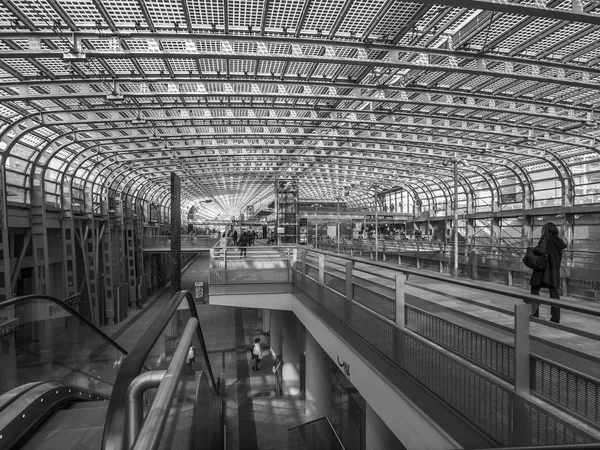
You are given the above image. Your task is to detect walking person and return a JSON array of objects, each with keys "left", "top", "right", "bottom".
[
  {"left": 238, "top": 231, "right": 249, "bottom": 258},
  {"left": 530, "top": 222, "right": 567, "bottom": 323},
  {"left": 251, "top": 338, "right": 261, "bottom": 371}
]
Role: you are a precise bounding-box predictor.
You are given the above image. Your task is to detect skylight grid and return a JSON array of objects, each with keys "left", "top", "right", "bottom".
[
  {"left": 145, "top": 0, "right": 185, "bottom": 24},
  {"left": 188, "top": 0, "right": 223, "bottom": 26},
  {"left": 0, "top": 3, "right": 19, "bottom": 26},
  {"left": 228, "top": 0, "right": 263, "bottom": 28},
  {"left": 500, "top": 17, "right": 557, "bottom": 53},
  {"left": 304, "top": 0, "right": 345, "bottom": 33},
  {"left": 57, "top": 0, "right": 103, "bottom": 25},
  {"left": 104, "top": 0, "right": 145, "bottom": 25},
  {"left": 104, "top": 59, "right": 137, "bottom": 73},
  {"left": 137, "top": 58, "right": 169, "bottom": 73},
  {"left": 338, "top": 0, "right": 385, "bottom": 35},
  {"left": 13, "top": 0, "right": 60, "bottom": 25},
  {"left": 266, "top": 0, "right": 304, "bottom": 29},
  {"left": 312, "top": 62, "right": 342, "bottom": 77},
  {"left": 230, "top": 59, "right": 256, "bottom": 74},
  {"left": 257, "top": 60, "right": 284, "bottom": 75},
  {"left": 170, "top": 59, "right": 197, "bottom": 72},
  {"left": 198, "top": 41, "right": 222, "bottom": 52},
  {"left": 465, "top": 14, "right": 524, "bottom": 48},
  {"left": 527, "top": 22, "right": 588, "bottom": 55},
  {"left": 372, "top": 1, "right": 425, "bottom": 37}
]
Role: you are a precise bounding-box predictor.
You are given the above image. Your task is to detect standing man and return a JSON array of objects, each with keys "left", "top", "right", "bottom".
[{"left": 225, "top": 224, "right": 238, "bottom": 246}]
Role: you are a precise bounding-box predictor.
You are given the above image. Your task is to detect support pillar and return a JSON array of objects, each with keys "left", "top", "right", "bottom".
[
  {"left": 305, "top": 331, "right": 332, "bottom": 419},
  {"left": 262, "top": 309, "right": 270, "bottom": 335},
  {"left": 270, "top": 310, "right": 282, "bottom": 358},
  {"left": 282, "top": 311, "right": 300, "bottom": 395},
  {"left": 366, "top": 403, "right": 401, "bottom": 450}
]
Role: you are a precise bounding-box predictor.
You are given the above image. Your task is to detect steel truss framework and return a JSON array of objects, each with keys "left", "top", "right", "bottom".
[{"left": 0, "top": 0, "right": 599, "bottom": 220}]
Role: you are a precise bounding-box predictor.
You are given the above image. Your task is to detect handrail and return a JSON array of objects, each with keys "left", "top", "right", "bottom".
[
  {"left": 101, "top": 289, "right": 218, "bottom": 450},
  {"left": 288, "top": 416, "right": 345, "bottom": 449},
  {"left": 302, "top": 248, "right": 600, "bottom": 316},
  {"left": 132, "top": 318, "right": 197, "bottom": 450},
  {"left": 0, "top": 294, "right": 130, "bottom": 356}
]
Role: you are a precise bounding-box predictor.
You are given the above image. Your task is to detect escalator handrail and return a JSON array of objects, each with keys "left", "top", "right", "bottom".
[
  {"left": 288, "top": 415, "right": 346, "bottom": 449},
  {"left": 0, "top": 294, "right": 130, "bottom": 356},
  {"left": 101, "top": 290, "right": 218, "bottom": 450}
]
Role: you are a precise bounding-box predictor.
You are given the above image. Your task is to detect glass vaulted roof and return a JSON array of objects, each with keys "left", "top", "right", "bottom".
[{"left": 1, "top": 0, "right": 600, "bottom": 218}]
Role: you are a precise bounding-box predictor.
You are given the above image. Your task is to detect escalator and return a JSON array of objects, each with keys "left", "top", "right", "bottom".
[{"left": 0, "top": 292, "right": 223, "bottom": 450}]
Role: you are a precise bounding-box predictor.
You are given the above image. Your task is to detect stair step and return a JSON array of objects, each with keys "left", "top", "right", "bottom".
[
  {"left": 68, "top": 400, "right": 109, "bottom": 410},
  {"left": 21, "top": 401, "right": 108, "bottom": 450}
]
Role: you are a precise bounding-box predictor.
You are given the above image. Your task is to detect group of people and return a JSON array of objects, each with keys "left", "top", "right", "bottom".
[{"left": 221, "top": 224, "right": 256, "bottom": 257}]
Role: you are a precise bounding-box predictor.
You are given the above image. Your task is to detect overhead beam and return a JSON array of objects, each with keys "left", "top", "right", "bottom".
[
  {"left": 2, "top": 31, "right": 600, "bottom": 79},
  {"left": 0, "top": 48, "right": 596, "bottom": 91}
]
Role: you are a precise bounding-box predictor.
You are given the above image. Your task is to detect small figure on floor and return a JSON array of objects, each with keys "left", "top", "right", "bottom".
[
  {"left": 251, "top": 338, "right": 261, "bottom": 371},
  {"left": 187, "top": 345, "right": 196, "bottom": 374}
]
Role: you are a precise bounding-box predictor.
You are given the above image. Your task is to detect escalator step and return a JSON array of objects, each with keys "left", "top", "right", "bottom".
[
  {"left": 21, "top": 402, "right": 108, "bottom": 450},
  {"left": 69, "top": 400, "right": 110, "bottom": 410}
]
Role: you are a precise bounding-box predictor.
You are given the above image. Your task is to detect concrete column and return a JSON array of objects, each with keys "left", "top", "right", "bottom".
[
  {"left": 262, "top": 309, "right": 271, "bottom": 334},
  {"left": 270, "top": 310, "right": 282, "bottom": 358},
  {"left": 305, "top": 331, "right": 332, "bottom": 420},
  {"left": 366, "top": 403, "right": 401, "bottom": 450},
  {"left": 282, "top": 311, "right": 301, "bottom": 395}
]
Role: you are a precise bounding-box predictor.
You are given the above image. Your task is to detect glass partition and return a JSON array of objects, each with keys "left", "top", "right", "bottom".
[{"left": 0, "top": 295, "right": 127, "bottom": 397}]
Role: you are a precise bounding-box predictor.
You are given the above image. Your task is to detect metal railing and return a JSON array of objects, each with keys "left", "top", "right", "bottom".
[
  {"left": 316, "top": 238, "right": 600, "bottom": 300},
  {"left": 142, "top": 235, "right": 219, "bottom": 249},
  {"left": 130, "top": 318, "right": 197, "bottom": 449},
  {"left": 101, "top": 290, "right": 220, "bottom": 450},
  {"left": 208, "top": 244, "right": 600, "bottom": 446},
  {"left": 209, "top": 246, "right": 295, "bottom": 285},
  {"left": 292, "top": 249, "right": 600, "bottom": 446}
]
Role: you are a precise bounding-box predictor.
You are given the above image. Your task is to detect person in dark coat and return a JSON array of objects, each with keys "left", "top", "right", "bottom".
[{"left": 530, "top": 222, "right": 567, "bottom": 323}]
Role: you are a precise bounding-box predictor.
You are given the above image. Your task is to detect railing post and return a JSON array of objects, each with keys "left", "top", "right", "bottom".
[
  {"left": 318, "top": 254, "right": 325, "bottom": 284},
  {"left": 470, "top": 247, "right": 478, "bottom": 280},
  {"left": 318, "top": 254, "right": 325, "bottom": 302},
  {"left": 345, "top": 261, "right": 353, "bottom": 324},
  {"left": 302, "top": 250, "right": 307, "bottom": 291},
  {"left": 514, "top": 303, "right": 532, "bottom": 395},
  {"left": 224, "top": 248, "right": 227, "bottom": 270},
  {"left": 395, "top": 273, "right": 405, "bottom": 329},
  {"left": 382, "top": 241, "right": 386, "bottom": 261},
  {"left": 508, "top": 270, "right": 513, "bottom": 286}
]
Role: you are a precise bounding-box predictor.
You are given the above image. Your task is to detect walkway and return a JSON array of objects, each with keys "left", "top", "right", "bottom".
[{"left": 309, "top": 251, "right": 600, "bottom": 379}]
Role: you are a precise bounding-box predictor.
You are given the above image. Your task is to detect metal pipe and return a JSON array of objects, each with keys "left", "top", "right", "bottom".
[
  {"left": 454, "top": 158, "right": 459, "bottom": 277},
  {"left": 374, "top": 187, "right": 378, "bottom": 261},
  {"left": 126, "top": 370, "right": 167, "bottom": 448},
  {"left": 337, "top": 197, "right": 340, "bottom": 254},
  {"left": 132, "top": 317, "right": 198, "bottom": 450}
]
